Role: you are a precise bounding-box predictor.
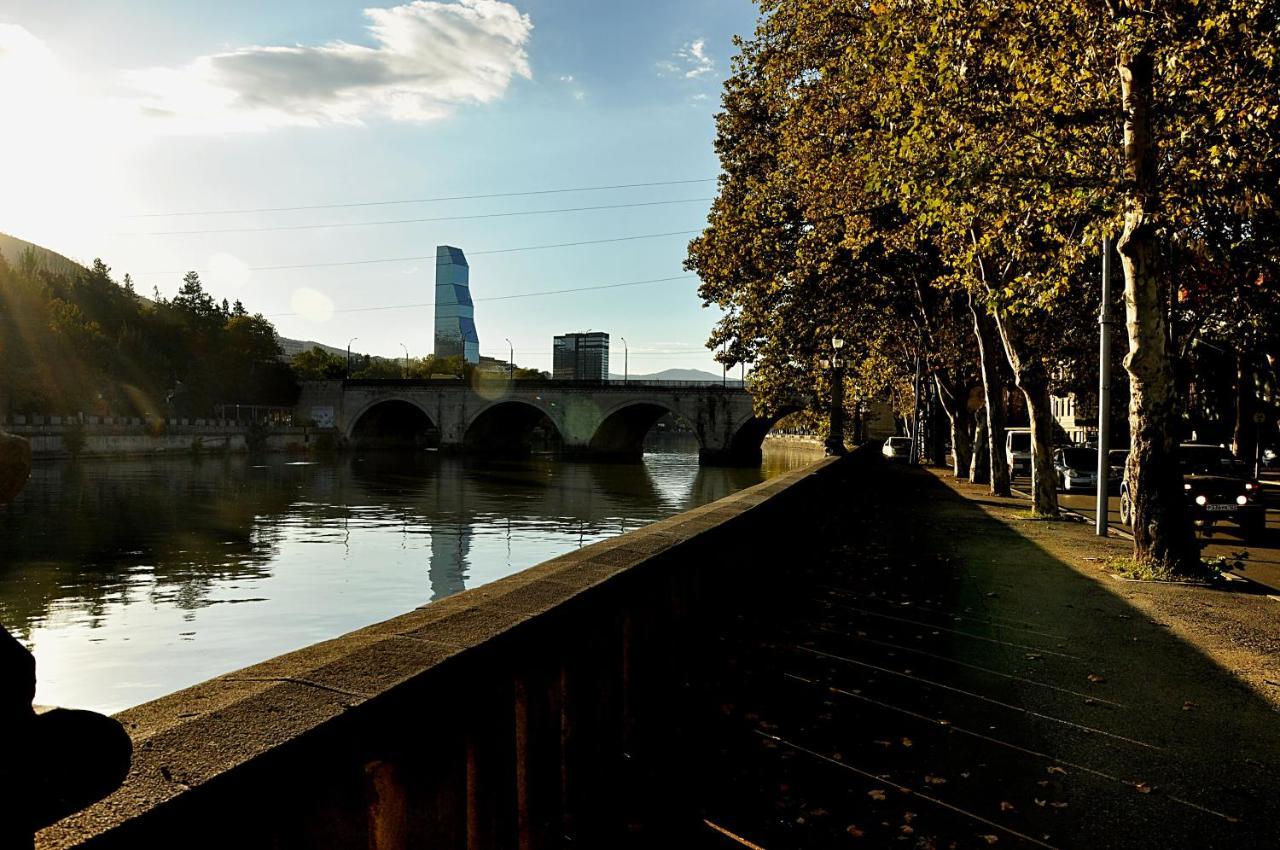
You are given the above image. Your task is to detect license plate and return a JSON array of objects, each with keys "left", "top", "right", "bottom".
[{"left": 1204, "top": 504, "right": 1236, "bottom": 512}]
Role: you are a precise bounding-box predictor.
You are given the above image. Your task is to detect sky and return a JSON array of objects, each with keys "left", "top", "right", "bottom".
[{"left": 0, "top": 0, "right": 761, "bottom": 375}]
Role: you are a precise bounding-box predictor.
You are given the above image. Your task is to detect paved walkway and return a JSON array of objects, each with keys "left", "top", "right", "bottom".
[{"left": 675, "top": 457, "right": 1280, "bottom": 849}]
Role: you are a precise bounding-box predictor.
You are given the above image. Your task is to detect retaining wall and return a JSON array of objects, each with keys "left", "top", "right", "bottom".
[
  {"left": 35, "top": 454, "right": 847, "bottom": 849},
  {"left": 0, "top": 420, "right": 316, "bottom": 459}
]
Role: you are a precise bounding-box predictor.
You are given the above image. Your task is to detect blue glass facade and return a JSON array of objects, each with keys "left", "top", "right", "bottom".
[{"left": 434, "top": 245, "right": 480, "bottom": 363}]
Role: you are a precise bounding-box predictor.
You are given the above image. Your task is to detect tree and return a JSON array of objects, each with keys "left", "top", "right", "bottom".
[
  {"left": 1101, "top": 0, "right": 1279, "bottom": 573},
  {"left": 291, "top": 347, "right": 346, "bottom": 381}
]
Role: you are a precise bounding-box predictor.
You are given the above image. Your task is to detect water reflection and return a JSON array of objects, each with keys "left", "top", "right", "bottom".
[{"left": 0, "top": 443, "right": 820, "bottom": 713}]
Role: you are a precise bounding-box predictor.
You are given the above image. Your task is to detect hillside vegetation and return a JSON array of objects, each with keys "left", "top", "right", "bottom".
[{"left": 0, "top": 244, "right": 295, "bottom": 420}]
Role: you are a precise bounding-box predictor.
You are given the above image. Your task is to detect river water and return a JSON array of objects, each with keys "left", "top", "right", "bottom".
[{"left": 0, "top": 442, "right": 820, "bottom": 714}]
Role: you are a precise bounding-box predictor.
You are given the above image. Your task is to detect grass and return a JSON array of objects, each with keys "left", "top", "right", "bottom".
[{"left": 1105, "top": 554, "right": 1224, "bottom": 584}]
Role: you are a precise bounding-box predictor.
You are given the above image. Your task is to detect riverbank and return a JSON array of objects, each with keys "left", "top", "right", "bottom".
[{"left": 0, "top": 418, "right": 316, "bottom": 459}]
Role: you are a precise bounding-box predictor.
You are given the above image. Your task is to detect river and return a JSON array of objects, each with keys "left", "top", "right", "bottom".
[{"left": 0, "top": 441, "right": 820, "bottom": 713}]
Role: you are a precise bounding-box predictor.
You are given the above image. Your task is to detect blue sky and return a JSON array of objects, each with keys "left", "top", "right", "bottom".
[{"left": 0, "top": 1, "right": 760, "bottom": 374}]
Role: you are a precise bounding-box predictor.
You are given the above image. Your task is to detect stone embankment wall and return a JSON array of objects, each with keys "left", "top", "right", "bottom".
[
  {"left": 36, "top": 454, "right": 848, "bottom": 849},
  {"left": 0, "top": 417, "right": 316, "bottom": 459}
]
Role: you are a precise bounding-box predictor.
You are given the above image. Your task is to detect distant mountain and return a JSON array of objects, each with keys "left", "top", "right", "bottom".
[
  {"left": 608, "top": 367, "right": 744, "bottom": 385},
  {"left": 0, "top": 232, "right": 85, "bottom": 277},
  {"left": 277, "top": 337, "right": 351, "bottom": 360}
]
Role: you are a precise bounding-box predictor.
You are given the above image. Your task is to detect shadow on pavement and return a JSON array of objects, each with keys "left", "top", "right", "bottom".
[{"left": 668, "top": 456, "right": 1280, "bottom": 849}]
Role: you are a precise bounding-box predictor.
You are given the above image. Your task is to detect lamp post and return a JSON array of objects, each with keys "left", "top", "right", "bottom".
[
  {"left": 346, "top": 337, "right": 359, "bottom": 379},
  {"left": 505, "top": 338, "right": 513, "bottom": 380},
  {"left": 400, "top": 343, "right": 408, "bottom": 379},
  {"left": 620, "top": 337, "right": 628, "bottom": 384},
  {"left": 824, "top": 336, "right": 847, "bottom": 456}
]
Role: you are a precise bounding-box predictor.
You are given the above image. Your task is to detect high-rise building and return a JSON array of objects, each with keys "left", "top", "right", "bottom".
[
  {"left": 553, "top": 332, "right": 610, "bottom": 381},
  {"left": 434, "top": 246, "right": 480, "bottom": 364}
]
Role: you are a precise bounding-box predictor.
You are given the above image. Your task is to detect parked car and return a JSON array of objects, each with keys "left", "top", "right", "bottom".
[
  {"left": 1053, "top": 447, "right": 1120, "bottom": 492},
  {"left": 1118, "top": 444, "right": 1265, "bottom": 539},
  {"left": 882, "top": 436, "right": 913, "bottom": 462},
  {"left": 1006, "top": 428, "right": 1032, "bottom": 479}
]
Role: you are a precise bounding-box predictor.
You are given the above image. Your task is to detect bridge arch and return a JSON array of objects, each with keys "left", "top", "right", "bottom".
[
  {"left": 716, "top": 405, "right": 804, "bottom": 466},
  {"left": 348, "top": 398, "right": 441, "bottom": 449},
  {"left": 588, "top": 400, "right": 700, "bottom": 461},
  {"left": 464, "top": 399, "right": 564, "bottom": 457}
]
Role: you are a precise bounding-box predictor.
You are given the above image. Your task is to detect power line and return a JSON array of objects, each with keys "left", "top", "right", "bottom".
[
  {"left": 132, "top": 229, "right": 702, "bottom": 277},
  {"left": 121, "top": 197, "right": 714, "bottom": 237},
  {"left": 267, "top": 274, "right": 697, "bottom": 319},
  {"left": 121, "top": 178, "right": 718, "bottom": 218}
]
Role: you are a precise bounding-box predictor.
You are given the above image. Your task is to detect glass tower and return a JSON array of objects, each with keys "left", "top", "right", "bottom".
[
  {"left": 553, "top": 332, "right": 610, "bottom": 381},
  {"left": 434, "top": 245, "right": 480, "bottom": 363}
]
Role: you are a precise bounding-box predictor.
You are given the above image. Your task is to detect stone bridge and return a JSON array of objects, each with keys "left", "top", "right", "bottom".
[{"left": 296, "top": 379, "right": 790, "bottom": 465}]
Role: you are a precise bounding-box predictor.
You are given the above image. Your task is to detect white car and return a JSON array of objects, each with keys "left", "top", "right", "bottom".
[{"left": 882, "top": 436, "right": 912, "bottom": 462}]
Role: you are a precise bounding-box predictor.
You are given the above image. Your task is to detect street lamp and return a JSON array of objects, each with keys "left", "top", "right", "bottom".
[
  {"left": 400, "top": 342, "right": 408, "bottom": 378},
  {"left": 347, "top": 337, "right": 359, "bottom": 379},
  {"left": 620, "top": 337, "right": 628, "bottom": 384},
  {"left": 824, "top": 335, "right": 847, "bottom": 456},
  {"left": 505, "top": 338, "right": 513, "bottom": 380}
]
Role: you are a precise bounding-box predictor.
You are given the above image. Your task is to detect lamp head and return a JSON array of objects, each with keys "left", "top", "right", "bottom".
[{"left": 831, "top": 336, "right": 845, "bottom": 350}]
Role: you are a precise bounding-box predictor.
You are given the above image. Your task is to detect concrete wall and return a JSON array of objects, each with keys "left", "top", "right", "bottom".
[
  {"left": 0, "top": 420, "right": 314, "bottom": 459},
  {"left": 35, "top": 454, "right": 846, "bottom": 850}
]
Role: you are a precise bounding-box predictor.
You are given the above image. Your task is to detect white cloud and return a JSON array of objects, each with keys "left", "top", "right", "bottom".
[
  {"left": 659, "top": 38, "right": 714, "bottom": 79},
  {"left": 124, "top": 0, "right": 534, "bottom": 132}
]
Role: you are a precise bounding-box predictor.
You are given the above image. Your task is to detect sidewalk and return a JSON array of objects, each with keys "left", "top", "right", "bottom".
[{"left": 674, "top": 457, "right": 1280, "bottom": 849}]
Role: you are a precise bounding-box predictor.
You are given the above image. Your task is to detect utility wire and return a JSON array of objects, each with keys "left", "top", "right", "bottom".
[
  {"left": 121, "top": 197, "right": 714, "bottom": 237},
  {"left": 132, "top": 229, "right": 702, "bottom": 277},
  {"left": 121, "top": 178, "right": 718, "bottom": 218},
  {"left": 267, "top": 274, "right": 697, "bottom": 318}
]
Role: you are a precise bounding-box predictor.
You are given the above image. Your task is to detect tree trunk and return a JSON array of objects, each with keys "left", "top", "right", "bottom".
[
  {"left": 992, "top": 310, "right": 1059, "bottom": 516},
  {"left": 969, "top": 295, "right": 1010, "bottom": 496},
  {"left": 971, "top": 411, "right": 990, "bottom": 484},
  {"left": 934, "top": 374, "right": 973, "bottom": 477},
  {"left": 1233, "top": 354, "right": 1257, "bottom": 467},
  {"left": 1117, "top": 49, "right": 1199, "bottom": 573}
]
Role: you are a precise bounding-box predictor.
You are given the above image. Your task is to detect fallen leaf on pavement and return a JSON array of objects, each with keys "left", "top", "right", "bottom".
[
  {"left": 1047, "top": 766, "right": 1068, "bottom": 776},
  {"left": 846, "top": 825, "right": 864, "bottom": 838},
  {"left": 900, "top": 825, "right": 914, "bottom": 836},
  {"left": 978, "top": 835, "right": 999, "bottom": 845},
  {"left": 924, "top": 775, "right": 947, "bottom": 785},
  {"left": 868, "top": 790, "right": 886, "bottom": 801},
  {"left": 1182, "top": 701, "right": 1197, "bottom": 711},
  {"left": 1034, "top": 799, "right": 1046, "bottom": 807},
  {"left": 1087, "top": 674, "right": 1106, "bottom": 683},
  {"left": 1000, "top": 801, "right": 1015, "bottom": 812},
  {"left": 1134, "top": 783, "right": 1152, "bottom": 794},
  {"left": 1051, "top": 802, "right": 1069, "bottom": 809},
  {"left": 901, "top": 737, "right": 914, "bottom": 748}
]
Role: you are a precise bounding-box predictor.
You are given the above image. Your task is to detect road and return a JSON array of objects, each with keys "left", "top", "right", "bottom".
[{"left": 1019, "top": 477, "right": 1280, "bottom": 593}]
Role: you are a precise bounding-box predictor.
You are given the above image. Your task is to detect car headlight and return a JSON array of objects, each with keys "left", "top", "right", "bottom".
[
  {"left": 1245, "top": 482, "right": 1255, "bottom": 490},
  {"left": 1195, "top": 494, "right": 1207, "bottom": 506},
  {"left": 1183, "top": 483, "right": 1192, "bottom": 491},
  {"left": 1237, "top": 495, "right": 1248, "bottom": 506}
]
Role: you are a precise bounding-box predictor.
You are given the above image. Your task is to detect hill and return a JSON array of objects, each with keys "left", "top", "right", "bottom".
[
  {"left": 608, "top": 367, "right": 744, "bottom": 385},
  {"left": 0, "top": 232, "right": 85, "bottom": 277}
]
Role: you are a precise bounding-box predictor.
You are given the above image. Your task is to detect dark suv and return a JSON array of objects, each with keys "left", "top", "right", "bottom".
[{"left": 1119, "top": 444, "right": 1265, "bottom": 539}]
